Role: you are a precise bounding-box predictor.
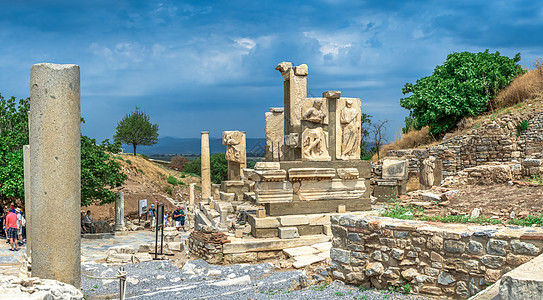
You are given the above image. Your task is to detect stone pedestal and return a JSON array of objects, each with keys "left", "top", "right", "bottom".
[
  {"left": 23, "top": 145, "right": 31, "bottom": 257},
  {"left": 29, "top": 63, "right": 81, "bottom": 288},
  {"left": 201, "top": 131, "right": 211, "bottom": 199},
  {"left": 114, "top": 191, "right": 125, "bottom": 231},
  {"left": 189, "top": 183, "right": 195, "bottom": 205}
]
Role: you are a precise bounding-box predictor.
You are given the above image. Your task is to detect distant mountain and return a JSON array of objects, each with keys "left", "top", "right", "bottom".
[{"left": 122, "top": 136, "right": 267, "bottom": 155}]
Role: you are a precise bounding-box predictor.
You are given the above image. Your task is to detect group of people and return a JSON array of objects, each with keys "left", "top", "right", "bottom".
[
  {"left": 1, "top": 205, "right": 26, "bottom": 251},
  {"left": 148, "top": 204, "right": 186, "bottom": 231}
]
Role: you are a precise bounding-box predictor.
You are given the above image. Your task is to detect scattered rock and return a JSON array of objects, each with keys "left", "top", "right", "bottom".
[{"left": 470, "top": 208, "right": 481, "bottom": 219}]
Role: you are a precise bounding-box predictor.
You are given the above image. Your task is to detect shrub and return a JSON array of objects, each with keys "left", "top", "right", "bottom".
[
  {"left": 373, "top": 126, "right": 432, "bottom": 161},
  {"left": 516, "top": 120, "right": 529, "bottom": 136},
  {"left": 167, "top": 175, "right": 178, "bottom": 185},
  {"left": 400, "top": 50, "right": 524, "bottom": 136},
  {"left": 170, "top": 155, "right": 189, "bottom": 171}
]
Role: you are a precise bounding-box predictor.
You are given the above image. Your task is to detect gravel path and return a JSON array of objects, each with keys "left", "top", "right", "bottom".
[{"left": 82, "top": 259, "right": 428, "bottom": 300}]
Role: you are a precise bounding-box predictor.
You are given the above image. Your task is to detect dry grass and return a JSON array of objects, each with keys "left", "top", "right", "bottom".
[
  {"left": 372, "top": 126, "right": 433, "bottom": 161},
  {"left": 494, "top": 57, "right": 543, "bottom": 108}
]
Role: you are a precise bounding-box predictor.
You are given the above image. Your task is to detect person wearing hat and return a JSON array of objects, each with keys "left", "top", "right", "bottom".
[
  {"left": 149, "top": 204, "right": 156, "bottom": 230},
  {"left": 5, "top": 208, "right": 18, "bottom": 251}
]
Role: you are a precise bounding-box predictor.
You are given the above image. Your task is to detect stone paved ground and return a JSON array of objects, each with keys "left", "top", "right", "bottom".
[
  {"left": 82, "top": 259, "right": 428, "bottom": 300},
  {"left": 1, "top": 232, "right": 428, "bottom": 299}
]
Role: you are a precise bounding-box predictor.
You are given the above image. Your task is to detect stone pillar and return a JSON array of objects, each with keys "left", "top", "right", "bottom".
[
  {"left": 114, "top": 191, "right": 125, "bottom": 231},
  {"left": 29, "top": 63, "right": 81, "bottom": 288},
  {"left": 222, "top": 131, "right": 246, "bottom": 180},
  {"left": 23, "top": 145, "right": 31, "bottom": 257},
  {"left": 201, "top": 131, "right": 211, "bottom": 200},
  {"left": 189, "top": 183, "right": 195, "bottom": 205},
  {"left": 264, "top": 108, "right": 284, "bottom": 161}
]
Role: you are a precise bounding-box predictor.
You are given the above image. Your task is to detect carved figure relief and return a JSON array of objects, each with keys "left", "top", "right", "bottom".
[
  {"left": 301, "top": 127, "right": 330, "bottom": 161},
  {"left": 222, "top": 131, "right": 246, "bottom": 164},
  {"left": 340, "top": 99, "right": 361, "bottom": 159},
  {"left": 302, "top": 98, "right": 327, "bottom": 124},
  {"left": 421, "top": 156, "right": 436, "bottom": 189}
]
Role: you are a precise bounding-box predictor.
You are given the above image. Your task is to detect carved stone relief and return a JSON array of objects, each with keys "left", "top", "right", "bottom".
[
  {"left": 222, "top": 131, "right": 246, "bottom": 164},
  {"left": 301, "top": 127, "right": 330, "bottom": 161},
  {"left": 336, "top": 98, "right": 362, "bottom": 160},
  {"left": 302, "top": 98, "right": 328, "bottom": 124}
]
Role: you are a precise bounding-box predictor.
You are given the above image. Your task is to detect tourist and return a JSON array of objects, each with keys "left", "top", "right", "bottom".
[
  {"left": 81, "top": 211, "right": 87, "bottom": 233},
  {"left": 163, "top": 212, "right": 168, "bottom": 227},
  {"left": 173, "top": 206, "right": 185, "bottom": 231},
  {"left": 84, "top": 210, "right": 93, "bottom": 233},
  {"left": 15, "top": 208, "right": 24, "bottom": 245},
  {"left": 149, "top": 204, "right": 156, "bottom": 230},
  {"left": 5, "top": 208, "right": 18, "bottom": 251}
]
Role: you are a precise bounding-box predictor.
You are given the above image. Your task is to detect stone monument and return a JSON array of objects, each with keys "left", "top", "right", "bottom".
[
  {"left": 114, "top": 191, "right": 125, "bottom": 231},
  {"left": 264, "top": 108, "right": 284, "bottom": 161},
  {"left": 29, "top": 63, "right": 81, "bottom": 288},
  {"left": 201, "top": 131, "right": 211, "bottom": 200},
  {"left": 222, "top": 130, "right": 246, "bottom": 180},
  {"left": 247, "top": 62, "right": 371, "bottom": 216}
]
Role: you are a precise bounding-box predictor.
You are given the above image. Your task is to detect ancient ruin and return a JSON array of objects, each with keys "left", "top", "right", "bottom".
[{"left": 29, "top": 63, "right": 81, "bottom": 288}]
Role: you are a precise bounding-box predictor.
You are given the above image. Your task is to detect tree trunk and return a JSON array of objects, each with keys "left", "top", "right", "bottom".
[{"left": 133, "top": 143, "right": 137, "bottom": 155}]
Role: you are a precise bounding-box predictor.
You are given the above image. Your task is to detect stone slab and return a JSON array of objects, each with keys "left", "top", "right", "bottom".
[
  {"left": 280, "top": 160, "right": 371, "bottom": 179},
  {"left": 279, "top": 227, "right": 300, "bottom": 239},
  {"left": 283, "top": 246, "right": 320, "bottom": 257},
  {"left": 252, "top": 228, "right": 278, "bottom": 238},
  {"left": 292, "top": 254, "right": 326, "bottom": 268},
  {"left": 499, "top": 253, "right": 543, "bottom": 300},
  {"left": 311, "top": 242, "right": 332, "bottom": 253},
  {"left": 247, "top": 215, "right": 280, "bottom": 229},
  {"left": 222, "top": 235, "right": 332, "bottom": 254},
  {"left": 297, "top": 225, "right": 324, "bottom": 236},
  {"left": 265, "top": 199, "right": 370, "bottom": 216},
  {"left": 280, "top": 215, "right": 309, "bottom": 226}
]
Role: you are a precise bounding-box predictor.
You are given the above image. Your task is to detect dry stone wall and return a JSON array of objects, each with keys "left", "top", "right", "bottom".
[
  {"left": 385, "top": 111, "right": 543, "bottom": 179},
  {"left": 330, "top": 214, "right": 543, "bottom": 299}
]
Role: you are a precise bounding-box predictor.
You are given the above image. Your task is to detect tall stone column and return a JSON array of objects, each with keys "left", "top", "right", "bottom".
[
  {"left": 30, "top": 63, "right": 81, "bottom": 288},
  {"left": 114, "top": 191, "right": 125, "bottom": 231},
  {"left": 23, "top": 145, "right": 31, "bottom": 257},
  {"left": 201, "top": 131, "right": 211, "bottom": 200},
  {"left": 189, "top": 183, "right": 195, "bottom": 205}
]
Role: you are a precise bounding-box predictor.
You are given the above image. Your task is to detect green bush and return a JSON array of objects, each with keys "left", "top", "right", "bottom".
[
  {"left": 180, "top": 154, "right": 228, "bottom": 184},
  {"left": 167, "top": 175, "right": 178, "bottom": 185},
  {"left": 517, "top": 120, "right": 529, "bottom": 136},
  {"left": 400, "top": 50, "right": 524, "bottom": 136}
]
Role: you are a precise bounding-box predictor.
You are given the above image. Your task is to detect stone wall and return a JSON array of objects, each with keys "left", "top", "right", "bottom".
[
  {"left": 385, "top": 111, "right": 543, "bottom": 179},
  {"left": 330, "top": 214, "right": 543, "bottom": 299},
  {"left": 188, "top": 230, "right": 230, "bottom": 264}
]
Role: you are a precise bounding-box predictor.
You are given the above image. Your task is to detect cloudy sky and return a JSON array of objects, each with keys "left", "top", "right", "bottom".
[{"left": 1, "top": 0, "right": 542, "bottom": 142}]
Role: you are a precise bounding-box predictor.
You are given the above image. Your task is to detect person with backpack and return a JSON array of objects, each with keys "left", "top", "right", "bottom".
[{"left": 173, "top": 206, "right": 186, "bottom": 231}]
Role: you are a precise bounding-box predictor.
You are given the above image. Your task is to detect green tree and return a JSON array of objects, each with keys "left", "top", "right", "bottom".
[
  {"left": 114, "top": 107, "right": 159, "bottom": 155},
  {"left": 178, "top": 153, "right": 228, "bottom": 184},
  {"left": 359, "top": 113, "right": 375, "bottom": 160},
  {"left": 400, "top": 50, "right": 524, "bottom": 135},
  {"left": 0, "top": 94, "right": 126, "bottom": 206}
]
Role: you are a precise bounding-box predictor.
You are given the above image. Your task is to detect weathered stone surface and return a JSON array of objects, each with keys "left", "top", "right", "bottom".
[
  {"left": 248, "top": 215, "right": 280, "bottom": 229},
  {"left": 201, "top": 132, "right": 211, "bottom": 199},
  {"left": 382, "top": 159, "right": 408, "bottom": 180},
  {"left": 467, "top": 240, "right": 484, "bottom": 255},
  {"left": 444, "top": 240, "right": 466, "bottom": 253},
  {"left": 254, "top": 162, "right": 281, "bottom": 170},
  {"left": 365, "top": 262, "right": 384, "bottom": 277},
  {"left": 485, "top": 269, "right": 502, "bottom": 283},
  {"left": 336, "top": 168, "right": 359, "bottom": 179},
  {"left": 330, "top": 248, "right": 350, "bottom": 264},
  {"left": 30, "top": 63, "right": 81, "bottom": 288},
  {"left": 283, "top": 246, "right": 319, "bottom": 257},
  {"left": 280, "top": 215, "right": 309, "bottom": 226},
  {"left": 456, "top": 281, "right": 470, "bottom": 298},
  {"left": 391, "top": 248, "right": 404, "bottom": 260},
  {"left": 437, "top": 271, "right": 456, "bottom": 286},
  {"left": 427, "top": 235, "right": 444, "bottom": 251},
  {"left": 292, "top": 254, "right": 325, "bottom": 268},
  {"left": 511, "top": 240, "right": 540, "bottom": 255},
  {"left": 0, "top": 276, "right": 83, "bottom": 299},
  {"left": 481, "top": 255, "right": 506, "bottom": 268},
  {"left": 506, "top": 254, "right": 533, "bottom": 266},
  {"left": 278, "top": 227, "right": 300, "bottom": 239},
  {"left": 401, "top": 268, "right": 419, "bottom": 281},
  {"left": 487, "top": 239, "right": 508, "bottom": 255},
  {"left": 265, "top": 108, "right": 284, "bottom": 161},
  {"left": 499, "top": 253, "right": 543, "bottom": 300}
]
